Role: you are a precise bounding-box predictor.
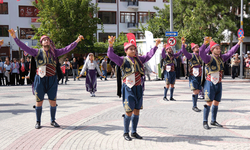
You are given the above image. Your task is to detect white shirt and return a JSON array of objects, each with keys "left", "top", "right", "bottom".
[
  {"left": 0, "top": 62, "right": 3, "bottom": 73},
  {"left": 88, "top": 62, "right": 96, "bottom": 70},
  {"left": 4, "top": 63, "right": 11, "bottom": 71}
]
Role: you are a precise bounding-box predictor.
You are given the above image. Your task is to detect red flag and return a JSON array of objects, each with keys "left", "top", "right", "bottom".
[{"left": 0, "top": 0, "right": 3, "bottom": 4}]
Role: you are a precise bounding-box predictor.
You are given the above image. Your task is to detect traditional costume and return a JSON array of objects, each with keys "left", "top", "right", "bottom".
[
  {"left": 108, "top": 33, "right": 158, "bottom": 141},
  {"left": 182, "top": 43, "right": 210, "bottom": 112},
  {"left": 161, "top": 45, "right": 182, "bottom": 101},
  {"left": 80, "top": 54, "right": 102, "bottom": 97},
  {"left": 13, "top": 35, "right": 78, "bottom": 129},
  {"left": 200, "top": 40, "right": 240, "bottom": 129}
]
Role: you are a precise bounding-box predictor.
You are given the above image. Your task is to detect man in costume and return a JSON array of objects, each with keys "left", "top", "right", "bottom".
[
  {"left": 107, "top": 33, "right": 161, "bottom": 141},
  {"left": 162, "top": 44, "right": 182, "bottom": 101},
  {"left": 181, "top": 37, "right": 210, "bottom": 112},
  {"left": 200, "top": 36, "right": 243, "bottom": 130},
  {"left": 9, "top": 28, "right": 83, "bottom": 129}
]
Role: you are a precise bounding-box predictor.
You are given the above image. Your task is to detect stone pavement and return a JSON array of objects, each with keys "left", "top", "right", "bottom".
[{"left": 0, "top": 76, "right": 250, "bottom": 150}]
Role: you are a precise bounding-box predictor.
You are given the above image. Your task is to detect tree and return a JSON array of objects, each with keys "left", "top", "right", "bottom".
[
  {"left": 32, "top": 0, "right": 102, "bottom": 54},
  {"left": 139, "top": 0, "right": 247, "bottom": 52}
]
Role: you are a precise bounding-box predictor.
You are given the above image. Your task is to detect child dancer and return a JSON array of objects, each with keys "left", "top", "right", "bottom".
[{"left": 107, "top": 33, "right": 161, "bottom": 141}]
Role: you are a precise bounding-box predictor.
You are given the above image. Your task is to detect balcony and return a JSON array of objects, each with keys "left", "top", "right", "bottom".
[
  {"left": 127, "top": 0, "right": 139, "bottom": 9},
  {"left": 127, "top": 23, "right": 138, "bottom": 29}
]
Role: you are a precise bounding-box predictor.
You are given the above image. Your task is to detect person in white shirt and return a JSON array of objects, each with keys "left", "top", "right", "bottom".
[
  {"left": 4, "top": 57, "right": 12, "bottom": 86},
  {"left": 79, "top": 53, "right": 104, "bottom": 97}
]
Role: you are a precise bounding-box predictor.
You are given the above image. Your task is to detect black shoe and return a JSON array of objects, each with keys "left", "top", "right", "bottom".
[
  {"left": 123, "top": 133, "right": 132, "bottom": 141},
  {"left": 51, "top": 121, "right": 60, "bottom": 127},
  {"left": 169, "top": 97, "right": 176, "bottom": 101},
  {"left": 131, "top": 132, "right": 143, "bottom": 139},
  {"left": 210, "top": 121, "right": 223, "bottom": 127},
  {"left": 163, "top": 97, "right": 169, "bottom": 101},
  {"left": 192, "top": 107, "right": 201, "bottom": 112},
  {"left": 203, "top": 121, "right": 211, "bottom": 130},
  {"left": 35, "top": 121, "right": 41, "bottom": 129}
]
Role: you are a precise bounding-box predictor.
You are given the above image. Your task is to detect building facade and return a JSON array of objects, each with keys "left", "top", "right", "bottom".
[{"left": 0, "top": 0, "right": 168, "bottom": 60}]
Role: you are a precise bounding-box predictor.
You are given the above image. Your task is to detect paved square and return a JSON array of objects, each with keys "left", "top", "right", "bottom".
[{"left": 0, "top": 76, "right": 250, "bottom": 150}]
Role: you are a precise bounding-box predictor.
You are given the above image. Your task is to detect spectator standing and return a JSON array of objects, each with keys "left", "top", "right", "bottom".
[
  {"left": 0, "top": 58, "right": 4, "bottom": 86},
  {"left": 110, "top": 60, "right": 116, "bottom": 78},
  {"left": 4, "top": 57, "right": 11, "bottom": 86},
  {"left": 71, "top": 58, "right": 79, "bottom": 81},
  {"left": 100, "top": 58, "right": 107, "bottom": 80},
  {"left": 231, "top": 53, "right": 240, "bottom": 79},
  {"left": 19, "top": 58, "right": 26, "bottom": 85},
  {"left": 11, "top": 58, "right": 19, "bottom": 85}
]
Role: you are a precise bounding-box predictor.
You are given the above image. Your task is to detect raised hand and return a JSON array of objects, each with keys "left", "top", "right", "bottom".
[
  {"left": 204, "top": 37, "right": 211, "bottom": 45},
  {"left": 8, "top": 28, "right": 16, "bottom": 38},
  {"left": 0, "top": 39, "right": 3, "bottom": 46},
  {"left": 108, "top": 36, "right": 115, "bottom": 47},
  {"left": 155, "top": 38, "right": 161, "bottom": 46},
  {"left": 237, "top": 36, "right": 244, "bottom": 45},
  {"left": 163, "top": 43, "right": 167, "bottom": 49},
  {"left": 76, "top": 34, "right": 84, "bottom": 43},
  {"left": 181, "top": 37, "right": 185, "bottom": 44}
]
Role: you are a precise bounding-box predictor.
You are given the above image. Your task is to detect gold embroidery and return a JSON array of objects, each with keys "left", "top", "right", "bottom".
[
  {"left": 35, "top": 91, "right": 41, "bottom": 102},
  {"left": 211, "top": 66, "right": 216, "bottom": 70},
  {"left": 125, "top": 68, "right": 131, "bottom": 72},
  {"left": 190, "top": 83, "right": 195, "bottom": 90},
  {"left": 205, "top": 90, "right": 210, "bottom": 101},
  {"left": 193, "top": 60, "right": 197, "bottom": 64},
  {"left": 38, "top": 60, "right": 43, "bottom": 64},
  {"left": 124, "top": 99, "right": 132, "bottom": 112}
]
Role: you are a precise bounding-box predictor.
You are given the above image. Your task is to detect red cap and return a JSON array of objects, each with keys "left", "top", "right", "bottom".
[
  {"left": 210, "top": 41, "right": 219, "bottom": 51},
  {"left": 124, "top": 33, "right": 137, "bottom": 51},
  {"left": 191, "top": 43, "right": 198, "bottom": 50},
  {"left": 165, "top": 44, "right": 171, "bottom": 49}
]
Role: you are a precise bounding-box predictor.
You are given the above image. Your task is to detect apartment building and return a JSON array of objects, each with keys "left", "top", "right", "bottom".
[{"left": 0, "top": 0, "right": 167, "bottom": 60}]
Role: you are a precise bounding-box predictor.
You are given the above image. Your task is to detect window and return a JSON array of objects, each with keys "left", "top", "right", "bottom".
[
  {"left": 138, "top": 0, "right": 155, "bottom": 2},
  {"left": 138, "top": 12, "right": 154, "bottom": 23},
  {"left": 98, "top": 11, "right": 116, "bottom": 24},
  {"left": 20, "top": 28, "right": 35, "bottom": 39},
  {"left": 120, "top": 12, "right": 136, "bottom": 23},
  {"left": 98, "top": 0, "right": 116, "bottom": 3},
  {"left": 137, "top": 33, "right": 145, "bottom": 39},
  {"left": 19, "top": 6, "right": 39, "bottom": 17},
  {"left": 99, "top": 33, "right": 116, "bottom": 42},
  {"left": 0, "top": 25, "right": 9, "bottom": 37},
  {"left": 0, "top": 2, "right": 8, "bottom": 14}
]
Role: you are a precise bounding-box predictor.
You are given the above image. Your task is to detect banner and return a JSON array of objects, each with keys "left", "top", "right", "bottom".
[{"left": 145, "top": 31, "right": 156, "bottom": 72}]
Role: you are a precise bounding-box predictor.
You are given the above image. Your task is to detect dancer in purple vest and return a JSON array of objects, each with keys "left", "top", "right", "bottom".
[
  {"left": 181, "top": 37, "right": 210, "bottom": 112},
  {"left": 9, "top": 28, "right": 84, "bottom": 129},
  {"left": 107, "top": 33, "right": 161, "bottom": 141},
  {"left": 200, "top": 36, "right": 243, "bottom": 130}
]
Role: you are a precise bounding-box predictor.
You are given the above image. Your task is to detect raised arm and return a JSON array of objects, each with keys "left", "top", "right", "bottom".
[
  {"left": 199, "top": 37, "right": 212, "bottom": 64},
  {"left": 14, "top": 38, "right": 38, "bottom": 57},
  {"left": 221, "top": 44, "right": 240, "bottom": 62},
  {"left": 204, "top": 45, "right": 210, "bottom": 54},
  {"left": 161, "top": 48, "right": 166, "bottom": 59},
  {"left": 107, "top": 47, "right": 123, "bottom": 66},
  {"left": 55, "top": 42, "right": 78, "bottom": 57},
  {"left": 138, "top": 46, "right": 158, "bottom": 64},
  {"left": 173, "top": 49, "right": 183, "bottom": 58},
  {"left": 182, "top": 44, "right": 192, "bottom": 60}
]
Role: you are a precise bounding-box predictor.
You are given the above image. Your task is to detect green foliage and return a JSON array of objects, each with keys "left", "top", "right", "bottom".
[
  {"left": 139, "top": 0, "right": 248, "bottom": 52},
  {"left": 32, "top": 0, "right": 102, "bottom": 54},
  {"left": 93, "top": 33, "right": 127, "bottom": 55}
]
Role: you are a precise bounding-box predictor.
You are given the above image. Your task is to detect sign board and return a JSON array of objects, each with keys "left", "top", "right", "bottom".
[
  {"left": 165, "top": 31, "right": 178, "bottom": 37},
  {"left": 237, "top": 28, "right": 244, "bottom": 38},
  {"left": 167, "top": 37, "right": 177, "bottom": 46}
]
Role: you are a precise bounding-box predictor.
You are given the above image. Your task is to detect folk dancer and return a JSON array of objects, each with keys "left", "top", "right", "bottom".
[
  {"left": 181, "top": 37, "right": 210, "bottom": 112},
  {"left": 200, "top": 36, "right": 243, "bottom": 130},
  {"left": 107, "top": 33, "right": 161, "bottom": 141},
  {"left": 9, "top": 28, "right": 84, "bottom": 129},
  {"left": 78, "top": 53, "right": 104, "bottom": 97},
  {"left": 162, "top": 44, "right": 182, "bottom": 101}
]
